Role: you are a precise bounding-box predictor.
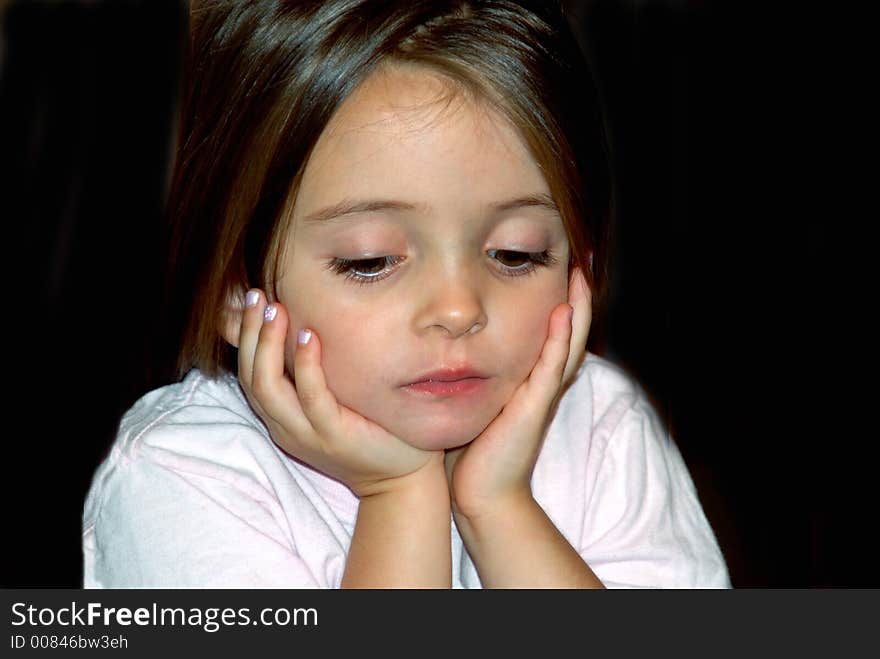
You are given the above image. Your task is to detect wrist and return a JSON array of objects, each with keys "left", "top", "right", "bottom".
[
  {"left": 356, "top": 452, "right": 449, "bottom": 500},
  {"left": 452, "top": 486, "right": 535, "bottom": 534},
  {"left": 453, "top": 493, "right": 604, "bottom": 589}
]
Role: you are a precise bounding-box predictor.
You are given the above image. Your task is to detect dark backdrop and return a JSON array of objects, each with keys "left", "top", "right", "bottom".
[{"left": 1, "top": 0, "right": 857, "bottom": 587}]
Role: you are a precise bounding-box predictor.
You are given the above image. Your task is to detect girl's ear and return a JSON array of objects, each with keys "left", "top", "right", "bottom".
[{"left": 220, "top": 287, "right": 246, "bottom": 349}]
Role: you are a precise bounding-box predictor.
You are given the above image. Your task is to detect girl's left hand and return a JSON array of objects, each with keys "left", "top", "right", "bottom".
[{"left": 445, "top": 267, "right": 591, "bottom": 520}]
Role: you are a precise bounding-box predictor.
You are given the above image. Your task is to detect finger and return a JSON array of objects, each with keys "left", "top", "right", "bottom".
[
  {"left": 562, "top": 266, "right": 592, "bottom": 386},
  {"left": 251, "top": 302, "right": 310, "bottom": 437},
  {"left": 524, "top": 302, "right": 574, "bottom": 410},
  {"left": 290, "top": 324, "right": 342, "bottom": 440},
  {"left": 237, "top": 288, "right": 266, "bottom": 389}
]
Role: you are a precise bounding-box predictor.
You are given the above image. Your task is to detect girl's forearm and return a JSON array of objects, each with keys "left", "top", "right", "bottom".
[
  {"left": 341, "top": 464, "right": 452, "bottom": 588},
  {"left": 454, "top": 493, "right": 605, "bottom": 589}
]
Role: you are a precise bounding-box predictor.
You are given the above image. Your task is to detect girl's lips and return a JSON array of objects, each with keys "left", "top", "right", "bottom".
[
  {"left": 402, "top": 377, "right": 489, "bottom": 397},
  {"left": 404, "top": 367, "right": 488, "bottom": 386}
]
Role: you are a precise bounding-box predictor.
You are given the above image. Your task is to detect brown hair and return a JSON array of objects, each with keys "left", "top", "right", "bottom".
[{"left": 162, "top": 0, "right": 613, "bottom": 379}]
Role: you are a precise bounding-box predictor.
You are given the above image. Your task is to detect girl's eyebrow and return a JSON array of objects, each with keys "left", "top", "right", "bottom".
[
  {"left": 301, "top": 193, "right": 560, "bottom": 225},
  {"left": 302, "top": 199, "right": 422, "bottom": 225}
]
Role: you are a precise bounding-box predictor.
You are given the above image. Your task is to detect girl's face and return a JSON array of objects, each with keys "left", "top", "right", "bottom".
[{"left": 276, "top": 65, "right": 571, "bottom": 451}]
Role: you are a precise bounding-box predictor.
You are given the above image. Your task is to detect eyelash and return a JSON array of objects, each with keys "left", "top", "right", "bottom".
[{"left": 324, "top": 250, "right": 559, "bottom": 286}]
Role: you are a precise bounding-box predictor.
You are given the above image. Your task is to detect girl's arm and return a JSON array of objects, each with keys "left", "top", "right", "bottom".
[
  {"left": 452, "top": 493, "right": 603, "bottom": 588},
  {"left": 343, "top": 457, "right": 451, "bottom": 588}
]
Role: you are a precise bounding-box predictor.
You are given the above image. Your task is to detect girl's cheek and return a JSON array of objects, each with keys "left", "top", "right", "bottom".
[{"left": 522, "top": 299, "right": 561, "bottom": 362}]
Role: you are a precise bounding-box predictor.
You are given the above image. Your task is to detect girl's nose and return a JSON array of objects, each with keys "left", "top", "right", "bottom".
[{"left": 414, "top": 269, "right": 488, "bottom": 339}]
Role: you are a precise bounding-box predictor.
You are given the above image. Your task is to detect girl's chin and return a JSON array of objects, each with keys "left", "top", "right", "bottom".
[
  {"left": 402, "top": 434, "right": 477, "bottom": 452},
  {"left": 354, "top": 400, "right": 503, "bottom": 451},
  {"left": 390, "top": 419, "right": 491, "bottom": 452}
]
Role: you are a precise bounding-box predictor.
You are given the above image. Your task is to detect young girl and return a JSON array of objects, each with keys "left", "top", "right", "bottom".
[{"left": 82, "top": 0, "right": 730, "bottom": 588}]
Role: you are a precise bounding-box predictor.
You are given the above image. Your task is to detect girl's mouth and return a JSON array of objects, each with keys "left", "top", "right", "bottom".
[{"left": 402, "top": 377, "right": 489, "bottom": 397}]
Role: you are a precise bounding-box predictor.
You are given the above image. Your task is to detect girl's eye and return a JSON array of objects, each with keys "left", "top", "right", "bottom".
[
  {"left": 488, "top": 249, "right": 558, "bottom": 276},
  {"left": 324, "top": 255, "right": 404, "bottom": 286},
  {"left": 325, "top": 249, "right": 558, "bottom": 286}
]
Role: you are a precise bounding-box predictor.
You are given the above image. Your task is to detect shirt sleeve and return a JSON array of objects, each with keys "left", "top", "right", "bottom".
[
  {"left": 84, "top": 446, "right": 324, "bottom": 588},
  {"left": 580, "top": 394, "right": 731, "bottom": 588}
]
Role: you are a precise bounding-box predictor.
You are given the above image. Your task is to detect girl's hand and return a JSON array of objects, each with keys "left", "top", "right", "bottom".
[
  {"left": 237, "top": 290, "right": 443, "bottom": 498},
  {"left": 445, "top": 267, "right": 592, "bottom": 520}
]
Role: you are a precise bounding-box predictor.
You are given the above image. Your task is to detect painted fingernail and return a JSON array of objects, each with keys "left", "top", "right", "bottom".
[
  {"left": 263, "top": 305, "right": 277, "bottom": 322},
  {"left": 297, "top": 329, "right": 312, "bottom": 345},
  {"left": 245, "top": 290, "right": 260, "bottom": 308}
]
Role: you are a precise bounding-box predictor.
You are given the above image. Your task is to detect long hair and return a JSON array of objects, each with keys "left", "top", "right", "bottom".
[{"left": 162, "top": 0, "right": 613, "bottom": 378}]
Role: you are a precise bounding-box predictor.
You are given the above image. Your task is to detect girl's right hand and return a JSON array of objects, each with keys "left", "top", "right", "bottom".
[{"left": 236, "top": 290, "right": 443, "bottom": 498}]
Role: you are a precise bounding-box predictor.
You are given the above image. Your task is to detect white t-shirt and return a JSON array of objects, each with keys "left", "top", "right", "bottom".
[{"left": 82, "top": 353, "right": 731, "bottom": 588}]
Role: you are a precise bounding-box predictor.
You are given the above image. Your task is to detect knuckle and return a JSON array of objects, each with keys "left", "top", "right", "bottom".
[
  {"left": 251, "top": 371, "right": 272, "bottom": 399},
  {"left": 297, "top": 387, "right": 321, "bottom": 408}
]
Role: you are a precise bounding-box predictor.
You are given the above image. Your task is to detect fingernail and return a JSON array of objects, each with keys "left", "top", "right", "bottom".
[
  {"left": 263, "top": 305, "right": 277, "bottom": 322},
  {"left": 245, "top": 290, "right": 260, "bottom": 308},
  {"left": 298, "top": 329, "right": 312, "bottom": 345}
]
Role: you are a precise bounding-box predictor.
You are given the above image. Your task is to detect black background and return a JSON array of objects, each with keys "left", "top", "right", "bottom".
[{"left": 0, "top": 0, "right": 861, "bottom": 587}]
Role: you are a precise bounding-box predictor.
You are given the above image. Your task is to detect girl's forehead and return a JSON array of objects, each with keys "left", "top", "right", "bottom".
[
  {"left": 325, "top": 64, "right": 469, "bottom": 134},
  {"left": 315, "top": 66, "right": 515, "bottom": 163},
  {"left": 293, "top": 65, "right": 551, "bottom": 224}
]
